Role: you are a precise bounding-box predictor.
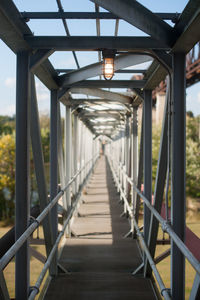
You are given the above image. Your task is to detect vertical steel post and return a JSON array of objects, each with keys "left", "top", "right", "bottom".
[
  {"left": 58, "top": 105, "right": 67, "bottom": 210},
  {"left": 132, "top": 107, "right": 138, "bottom": 232},
  {"left": 143, "top": 90, "right": 152, "bottom": 245},
  {"left": 30, "top": 75, "right": 53, "bottom": 257},
  {"left": 73, "top": 115, "right": 78, "bottom": 194},
  {"left": 171, "top": 53, "right": 186, "bottom": 300},
  {"left": 125, "top": 115, "right": 130, "bottom": 200},
  {"left": 79, "top": 121, "right": 83, "bottom": 186},
  {"left": 133, "top": 108, "right": 144, "bottom": 238},
  {"left": 50, "top": 89, "right": 58, "bottom": 276},
  {"left": 15, "top": 50, "right": 30, "bottom": 300},
  {"left": 65, "top": 107, "right": 72, "bottom": 210},
  {"left": 144, "top": 81, "right": 169, "bottom": 277}
]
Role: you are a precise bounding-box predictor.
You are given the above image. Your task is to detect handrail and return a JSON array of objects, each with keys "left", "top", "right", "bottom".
[
  {"left": 28, "top": 158, "right": 96, "bottom": 300},
  {"left": 107, "top": 153, "right": 200, "bottom": 299},
  {"left": 108, "top": 154, "right": 200, "bottom": 274},
  {"left": 107, "top": 155, "right": 171, "bottom": 300},
  {"left": 0, "top": 153, "right": 99, "bottom": 271}
]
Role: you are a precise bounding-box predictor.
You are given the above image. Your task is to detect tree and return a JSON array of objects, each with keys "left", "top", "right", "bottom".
[
  {"left": 0, "top": 134, "right": 15, "bottom": 219},
  {"left": 186, "top": 115, "right": 200, "bottom": 197}
]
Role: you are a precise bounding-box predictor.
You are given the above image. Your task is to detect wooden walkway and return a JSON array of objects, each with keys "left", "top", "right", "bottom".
[{"left": 44, "top": 156, "right": 157, "bottom": 300}]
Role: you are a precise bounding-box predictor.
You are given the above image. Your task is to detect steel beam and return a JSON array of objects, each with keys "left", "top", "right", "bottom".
[
  {"left": 144, "top": 61, "right": 167, "bottom": 90},
  {"left": 68, "top": 88, "right": 132, "bottom": 104},
  {"left": 30, "top": 75, "right": 53, "bottom": 257},
  {"left": 152, "top": 50, "right": 172, "bottom": 70},
  {"left": 58, "top": 105, "right": 67, "bottom": 210},
  {"left": 0, "top": 1, "right": 58, "bottom": 90},
  {"left": 25, "top": 36, "right": 170, "bottom": 51},
  {"left": 58, "top": 54, "right": 152, "bottom": 87},
  {"left": 65, "top": 107, "right": 72, "bottom": 209},
  {"left": 68, "top": 98, "right": 128, "bottom": 106},
  {"left": 131, "top": 108, "right": 138, "bottom": 233},
  {"left": 21, "top": 11, "right": 180, "bottom": 20},
  {"left": 144, "top": 83, "right": 169, "bottom": 277},
  {"left": 189, "top": 274, "right": 200, "bottom": 300},
  {"left": 133, "top": 108, "right": 144, "bottom": 238},
  {"left": 30, "top": 49, "right": 54, "bottom": 71},
  {"left": 56, "top": 69, "right": 147, "bottom": 74},
  {"left": 50, "top": 89, "right": 59, "bottom": 276},
  {"left": 15, "top": 51, "right": 30, "bottom": 300},
  {"left": 171, "top": 53, "right": 186, "bottom": 300},
  {"left": 143, "top": 90, "right": 152, "bottom": 248},
  {"left": 90, "top": 0, "right": 176, "bottom": 47},
  {"left": 73, "top": 115, "right": 78, "bottom": 194},
  {"left": 67, "top": 80, "right": 146, "bottom": 89},
  {"left": 0, "top": 271, "right": 10, "bottom": 300},
  {"left": 173, "top": 0, "right": 200, "bottom": 53}
]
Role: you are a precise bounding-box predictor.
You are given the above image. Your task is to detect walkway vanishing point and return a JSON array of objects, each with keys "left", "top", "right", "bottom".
[{"left": 44, "top": 156, "right": 156, "bottom": 300}]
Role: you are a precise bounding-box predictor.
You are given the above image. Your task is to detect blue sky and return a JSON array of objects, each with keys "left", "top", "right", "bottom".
[{"left": 0, "top": 0, "right": 199, "bottom": 117}]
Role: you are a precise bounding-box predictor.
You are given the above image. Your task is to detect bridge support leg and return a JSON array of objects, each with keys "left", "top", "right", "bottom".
[
  {"left": 50, "top": 89, "right": 59, "bottom": 276},
  {"left": 171, "top": 53, "right": 186, "bottom": 300},
  {"left": 143, "top": 90, "right": 152, "bottom": 247},
  {"left": 15, "top": 50, "right": 30, "bottom": 300}
]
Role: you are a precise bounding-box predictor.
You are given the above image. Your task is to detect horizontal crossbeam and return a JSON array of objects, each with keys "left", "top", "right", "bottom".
[
  {"left": 58, "top": 54, "right": 151, "bottom": 87},
  {"left": 56, "top": 69, "right": 147, "bottom": 74},
  {"left": 66, "top": 80, "right": 146, "bottom": 88},
  {"left": 21, "top": 12, "right": 180, "bottom": 21},
  {"left": 25, "top": 36, "right": 170, "bottom": 51}
]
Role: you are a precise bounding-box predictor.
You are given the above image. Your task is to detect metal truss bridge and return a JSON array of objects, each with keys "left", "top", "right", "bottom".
[{"left": 0, "top": 1, "right": 200, "bottom": 300}]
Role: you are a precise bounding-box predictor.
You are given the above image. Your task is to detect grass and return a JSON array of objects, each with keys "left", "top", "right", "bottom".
[
  {"left": 154, "top": 221, "right": 198, "bottom": 300},
  {"left": 1, "top": 216, "right": 200, "bottom": 299},
  {"left": 1, "top": 224, "right": 48, "bottom": 300}
]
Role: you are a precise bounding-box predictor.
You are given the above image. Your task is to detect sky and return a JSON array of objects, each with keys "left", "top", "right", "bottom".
[{"left": 0, "top": 0, "right": 200, "bottom": 117}]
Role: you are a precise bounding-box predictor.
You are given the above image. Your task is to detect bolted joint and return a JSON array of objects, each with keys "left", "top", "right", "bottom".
[{"left": 161, "top": 220, "right": 171, "bottom": 233}]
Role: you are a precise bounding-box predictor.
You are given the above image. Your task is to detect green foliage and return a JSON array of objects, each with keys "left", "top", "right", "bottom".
[
  {"left": 152, "top": 115, "right": 200, "bottom": 198},
  {"left": 0, "top": 115, "right": 15, "bottom": 136},
  {"left": 0, "top": 134, "right": 15, "bottom": 219},
  {"left": 152, "top": 124, "right": 162, "bottom": 191},
  {"left": 186, "top": 115, "right": 200, "bottom": 197}
]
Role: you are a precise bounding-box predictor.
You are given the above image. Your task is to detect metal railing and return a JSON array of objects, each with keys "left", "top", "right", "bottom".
[
  {"left": 107, "top": 153, "right": 200, "bottom": 300},
  {"left": 0, "top": 153, "right": 99, "bottom": 299}
]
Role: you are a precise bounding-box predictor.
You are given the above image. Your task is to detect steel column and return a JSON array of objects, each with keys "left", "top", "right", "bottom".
[
  {"left": 125, "top": 116, "right": 130, "bottom": 201},
  {"left": 143, "top": 90, "right": 152, "bottom": 246},
  {"left": 50, "top": 89, "right": 58, "bottom": 276},
  {"left": 73, "top": 115, "right": 78, "bottom": 195},
  {"left": 133, "top": 108, "right": 144, "bottom": 238},
  {"left": 132, "top": 108, "right": 138, "bottom": 233},
  {"left": 65, "top": 107, "right": 72, "bottom": 209},
  {"left": 58, "top": 104, "right": 67, "bottom": 210},
  {"left": 15, "top": 50, "right": 30, "bottom": 300},
  {"left": 171, "top": 53, "right": 186, "bottom": 300},
  {"left": 144, "top": 82, "right": 169, "bottom": 277},
  {"left": 30, "top": 75, "right": 53, "bottom": 257}
]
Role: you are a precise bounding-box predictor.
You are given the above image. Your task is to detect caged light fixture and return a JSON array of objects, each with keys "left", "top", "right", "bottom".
[{"left": 102, "top": 50, "right": 116, "bottom": 80}]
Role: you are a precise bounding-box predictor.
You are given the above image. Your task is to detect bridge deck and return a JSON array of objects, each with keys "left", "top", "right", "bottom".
[{"left": 44, "top": 156, "right": 157, "bottom": 300}]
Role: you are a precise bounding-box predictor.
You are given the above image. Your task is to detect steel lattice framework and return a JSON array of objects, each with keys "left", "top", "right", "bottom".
[{"left": 0, "top": 0, "right": 200, "bottom": 300}]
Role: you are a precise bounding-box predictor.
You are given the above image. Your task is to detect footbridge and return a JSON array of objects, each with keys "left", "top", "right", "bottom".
[{"left": 0, "top": 1, "right": 200, "bottom": 300}]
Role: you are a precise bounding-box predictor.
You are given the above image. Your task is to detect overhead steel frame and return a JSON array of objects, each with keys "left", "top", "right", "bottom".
[{"left": 0, "top": 0, "right": 199, "bottom": 299}]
